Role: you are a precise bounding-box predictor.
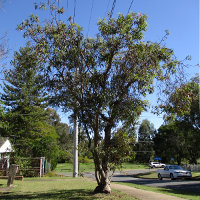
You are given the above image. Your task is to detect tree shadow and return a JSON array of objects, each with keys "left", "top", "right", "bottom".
[
  {"left": 0, "top": 189, "right": 97, "bottom": 200},
  {"left": 157, "top": 186, "right": 200, "bottom": 198},
  {"left": 131, "top": 172, "right": 155, "bottom": 179}
]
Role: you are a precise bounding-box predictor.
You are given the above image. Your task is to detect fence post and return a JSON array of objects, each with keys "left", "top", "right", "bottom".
[{"left": 7, "top": 164, "right": 18, "bottom": 187}]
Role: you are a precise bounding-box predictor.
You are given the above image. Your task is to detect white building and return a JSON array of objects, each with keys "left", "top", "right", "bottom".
[{"left": 0, "top": 137, "right": 13, "bottom": 169}]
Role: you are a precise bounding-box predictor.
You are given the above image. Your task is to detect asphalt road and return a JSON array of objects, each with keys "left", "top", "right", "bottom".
[
  {"left": 111, "top": 169, "right": 200, "bottom": 195},
  {"left": 58, "top": 169, "right": 200, "bottom": 195}
]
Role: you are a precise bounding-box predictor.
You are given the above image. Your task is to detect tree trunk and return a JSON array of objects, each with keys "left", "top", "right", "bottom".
[
  {"left": 93, "top": 152, "right": 111, "bottom": 194},
  {"left": 93, "top": 123, "right": 112, "bottom": 194}
]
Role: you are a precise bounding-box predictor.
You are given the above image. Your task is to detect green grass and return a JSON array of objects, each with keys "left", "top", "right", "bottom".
[
  {"left": 55, "top": 162, "right": 149, "bottom": 173},
  {"left": 55, "top": 162, "right": 95, "bottom": 173},
  {"left": 0, "top": 177, "right": 136, "bottom": 200},
  {"left": 120, "top": 162, "right": 149, "bottom": 170}
]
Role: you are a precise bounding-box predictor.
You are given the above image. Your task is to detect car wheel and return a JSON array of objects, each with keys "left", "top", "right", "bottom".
[
  {"left": 170, "top": 173, "right": 175, "bottom": 180},
  {"left": 158, "top": 173, "right": 162, "bottom": 180}
]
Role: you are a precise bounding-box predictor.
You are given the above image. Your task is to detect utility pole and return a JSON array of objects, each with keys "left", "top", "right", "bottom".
[
  {"left": 73, "top": 114, "right": 78, "bottom": 177},
  {"left": 71, "top": 13, "right": 79, "bottom": 177},
  {"left": 73, "top": 36, "right": 79, "bottom": 177}
]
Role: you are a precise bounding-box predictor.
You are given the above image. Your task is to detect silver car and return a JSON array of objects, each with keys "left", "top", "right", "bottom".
[{"left": 157, "top": 165, "right": 192, "bottom": 180}]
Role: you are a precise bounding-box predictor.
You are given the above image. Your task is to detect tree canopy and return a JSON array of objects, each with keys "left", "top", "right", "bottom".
[
  {"left": 1, "top": 45, "right": 59, "bottom": 168},
  {"left": 155, "top": 76, "right": 200, "bottom": 164},
  {"left": 134, "top": 119, "right": 155, "bottom": 163}
]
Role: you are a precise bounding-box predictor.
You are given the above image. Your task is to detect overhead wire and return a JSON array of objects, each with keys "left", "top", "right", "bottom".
[
  {"left": 104, "top": 0, "right": 111, "bottom": 18},
  {"left": 127, "top": 0, "right": 134, "bottom": 15},
  {"left": 87, "top": 0, "right": 94, "bottom": 35},
  {"left": 73, "top": 0, "right": 77, "bottom": 23},
  {"left": 109, "top": 0, "right": 117, "bottom": 19}
]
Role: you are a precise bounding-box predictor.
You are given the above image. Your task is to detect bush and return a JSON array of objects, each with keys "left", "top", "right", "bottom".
[
  {"left": 78, "top": 156, "right": 91, "bottom": 163},
  {"left": 44, "top": 170, "right": 59, "bottom": 177},
  {"left": 57, "top": 150, "right": 72, "bottom": 163}
]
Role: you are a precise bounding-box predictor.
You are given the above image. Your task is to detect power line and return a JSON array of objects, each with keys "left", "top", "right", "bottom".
[
  {"left": 87, "top": 0, "right": 94, "bottom": 35},
  {"left": 127, "top": 0, "right": 134, "bottom": 15},
  {"left": 104, "top": 0, "right": 111, "bottom": 18},
  {"left": 73, "top": 0, "right": 77, "bottom": 23},
  {"left": 140, "top": 116, "right": 163, "bottom": 118},
  {"left": 132, "top": 151, "right": 153, "bottom": 153},
  {"left": 109, "top": 0, "right": 117, "bottom": 19}
]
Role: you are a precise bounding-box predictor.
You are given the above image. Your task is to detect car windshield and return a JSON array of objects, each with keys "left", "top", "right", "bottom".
[{"left": 169, "top": 165, "right": 183, "bottom": 170}]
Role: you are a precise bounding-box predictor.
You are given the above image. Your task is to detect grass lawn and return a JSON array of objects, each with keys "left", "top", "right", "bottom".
[
  {"left": 0, "top": 177, "right": 136, "bottom": 200},
  {"left": 55, "top": 162, "right": 149, "bottom": 173}
]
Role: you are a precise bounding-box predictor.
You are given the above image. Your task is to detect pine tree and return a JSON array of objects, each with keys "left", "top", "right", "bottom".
[{"left": 1, "top": 44, "right": 58, "bottom": 162}]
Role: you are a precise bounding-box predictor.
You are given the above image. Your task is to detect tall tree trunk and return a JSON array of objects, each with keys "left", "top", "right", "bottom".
[
  {"left": 93, "top": 124, "right": 112, "bottom": 193},
  {"left": 93, "top": 150, "right": 111, "bottom": 194}
]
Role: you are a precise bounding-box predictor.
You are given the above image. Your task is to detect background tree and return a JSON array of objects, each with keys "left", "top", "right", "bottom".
[
  {"left": 134, "top": 119, "right": 155, "bottom": 163},
  {"left": 1, "top": 44, "right": 59, "bottom": 168},
  {"left": 18, "top": 2, "right": 185, "bottom": 193},
  {"left": 154, "top": 122, "right": 188, "bottom": 165},
  {"left": 158, "top": 76, "right": 200, "bottom": 164},
  {"left": 162, "top": 75, "right": 199, "bottom": 127},
  {"left": 46, "top": 108, "right": 73, "bottom": 163}
]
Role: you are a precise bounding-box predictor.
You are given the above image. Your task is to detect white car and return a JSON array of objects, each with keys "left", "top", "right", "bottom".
[
  {"left": 149, "top": 162, "right": 165, "bottom": 168},
  {"left": 157, "top": 165, "right": 192, "bottom": 180}
]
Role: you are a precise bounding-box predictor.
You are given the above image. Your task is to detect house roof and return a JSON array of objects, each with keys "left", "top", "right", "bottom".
[
  {"left": 0, "top": 137, "right": 7, "bottom": 148},
  {"left": 0, "top": 137, "right": 13, "bottom": 153}
]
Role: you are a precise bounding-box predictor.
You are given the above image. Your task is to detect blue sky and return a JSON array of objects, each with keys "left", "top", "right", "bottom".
[{"left": 0, "top": 0, "right": 199, "bottom": 129}]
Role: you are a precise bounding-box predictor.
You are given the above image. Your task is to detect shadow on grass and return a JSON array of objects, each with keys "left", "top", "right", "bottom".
[
  {"left": 132, "top": 172, "right": 155, "bottom": 179},
  {"left": 0, "top": 189, "right": 99, "bottom": 200},
  {"left": 156, "top": 186, "right": 200, "bottom": 198},
  {"left": 193, "top": 175, "right": 200, "bottom": 180}
]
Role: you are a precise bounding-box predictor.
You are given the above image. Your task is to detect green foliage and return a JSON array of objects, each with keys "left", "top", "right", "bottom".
[
  {"left": 161, "top": 75, "right": 199, "bottom": 125},
  {"left": 78, "top": 156, "right": 91, "bottom": 164},
  {"left": 109, "top": 129, "right": 132, "bottom": 166},
  {"left": 46, "top": 108, "right": 73, "bottom": 164},
  {"left": 134, "top": 120, "right": 155, "bottom": 163},
  {"left": 156, "top": 76, "right": 200, "bottom": 164},
  {"left": 154, "top": 121, "right": 200, "bottom": 164},
  {"left": 57, "top": 149, "right": 71, "bottom": 163},
  {"left": 1, "top": 44, "right": 59, "bottom": 168}
]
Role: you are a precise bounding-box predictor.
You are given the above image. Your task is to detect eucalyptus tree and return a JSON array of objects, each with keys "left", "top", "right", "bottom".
[
  {"left": 18, "top": 2, "right": 184, "bottom": 193},
  {"left": 161, "top": 75, "right": 199, "bottom": 129}
]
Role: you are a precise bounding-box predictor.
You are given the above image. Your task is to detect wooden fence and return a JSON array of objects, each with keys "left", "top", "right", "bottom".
[
  {"left": 182, "top": 164, "right": 200, "bottom": 172},
  {"left": 0, "top": 157, "right": 46, "bottom": 177}
]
